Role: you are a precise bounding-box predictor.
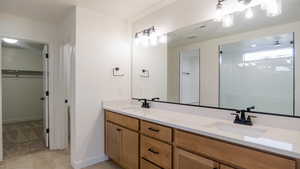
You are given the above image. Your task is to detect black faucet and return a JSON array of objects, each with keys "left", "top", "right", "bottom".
[
  {"left": 151, "top": 97, "right": 160, "bottom": 101},
  {"left": 231, "top": 106, "right": 256, "bottom": 126},
  {"left": 138, "top": 99, "right": 150, "bottom": 108}
]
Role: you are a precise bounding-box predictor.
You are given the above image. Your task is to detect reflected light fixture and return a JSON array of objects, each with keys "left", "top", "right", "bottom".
[
  {"left": 2, "top": 38, "right": 18, "bottom": 44},
  {"left": 134, "top": 26, "right": 167, "bottom": 47},
  {"left": 274, "top": 40, "right": 281, "bottom": 47},
  {"left": 222, "top": 14, "right": 234, "bottom": 27},
  {"left": 215, "top": 0, "right": 225, "bottom": 22},
  {"left": 245, "top": 7, "right": 254, "bottom": 19},
  {"left": 215, "top": 0, "right": 282, "bottom": 27}
]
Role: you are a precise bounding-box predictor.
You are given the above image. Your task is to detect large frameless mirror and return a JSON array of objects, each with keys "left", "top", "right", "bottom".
[{"left": 131, "top": 0, "right": 300, "bottom": 117}]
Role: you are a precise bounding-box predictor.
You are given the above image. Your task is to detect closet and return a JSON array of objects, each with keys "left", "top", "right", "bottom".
[{"left": 1, "top": 38, "right": 47, "bottom": 159}]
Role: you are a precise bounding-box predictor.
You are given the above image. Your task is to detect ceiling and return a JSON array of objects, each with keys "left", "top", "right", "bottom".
[
  {"left": 168, "top": 0, "right": 300, "bottom": 47},
  {"left": 0, "top": 0, "right": 175, "bottom": 23}
]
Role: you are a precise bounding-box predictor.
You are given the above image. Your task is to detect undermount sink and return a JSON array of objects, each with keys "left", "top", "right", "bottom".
[{"left": 212, "top": 122, "right": 267, "bottom": 137}]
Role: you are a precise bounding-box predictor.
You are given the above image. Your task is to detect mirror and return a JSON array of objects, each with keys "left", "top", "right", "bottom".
[{"left": 132, "top": 0, "right": 300, "bottom": 117}]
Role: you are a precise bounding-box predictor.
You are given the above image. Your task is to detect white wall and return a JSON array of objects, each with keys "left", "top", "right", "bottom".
[
  {"left": 0, "top": 12, "right": 64, "bottom": 150},
  {"left": 132, "top": 43, "right": 167, "bottom": 100},
  {"left": 2, "top": 47, "right": 43, "bottom": 123},
  {"left": 72, "top": 7, "right": 131, "bottom": 169},
  {"left": 57, "top": 7, "right": 77, "bottom": 150},
  {"left": 133, "top": 0, "right": 215, "bottom": 33}
]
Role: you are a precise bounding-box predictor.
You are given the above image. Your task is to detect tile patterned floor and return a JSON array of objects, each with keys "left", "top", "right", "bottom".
[
  {"left": 0, "top": 150, "right": 121, "bottom": 169},
  {"left": 2, "top": 120, "right": 121, "bottom": 169},
  {"left": 3, "top": 120, "right": 46, "bottom": 159}
]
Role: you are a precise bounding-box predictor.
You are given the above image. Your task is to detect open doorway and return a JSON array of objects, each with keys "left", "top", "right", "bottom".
[{"left": 0, "top": 37, "right": 49, "bottom": 159}]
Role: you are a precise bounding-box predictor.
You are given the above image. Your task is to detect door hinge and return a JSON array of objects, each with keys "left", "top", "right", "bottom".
[
  {"left": 46, "top": 128, "right": 50, "bottom": 133},
  {"left": 46, "top": 91, "right": 49, "bottom": 96},
  {"left": 46, "top": 53, "right": 49, "bottom": 59}
]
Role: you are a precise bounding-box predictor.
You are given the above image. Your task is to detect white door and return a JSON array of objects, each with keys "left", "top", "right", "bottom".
[
  {"left": 180, "top": 49, "right": 200, "bottom": 104},
  {"left": 42, "top": 45, "right": 49, "bottom": 147}
]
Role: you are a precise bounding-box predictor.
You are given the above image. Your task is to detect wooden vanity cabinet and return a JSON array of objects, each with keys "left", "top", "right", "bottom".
[
  {"left": 220, "top": 165, "right": 235, "bottom": 169},
  {"left": 141, "top": 158, "right": 162, "bottom": 169},
  {"left": 141, "top": 135, "right": 172, "bottom": 169},
  {"left": 174, "top": 148, "right": 219, "bottom": 169},
  {"left": 106, "top": 119, "right": 139, "bottom": 169},
  {"left": 174, "top": 129, "right": 296, "bottom": 169},
  {"left": 105, "top": 110, "right": 299, "bottom": 169},
  {"left": 106, "top": 122, "right": 122, "bottom": 163}
]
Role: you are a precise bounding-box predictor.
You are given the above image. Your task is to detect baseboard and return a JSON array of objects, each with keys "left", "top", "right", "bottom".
[{"left": 71, "top": 154, "right": 108, "bottom": 169}]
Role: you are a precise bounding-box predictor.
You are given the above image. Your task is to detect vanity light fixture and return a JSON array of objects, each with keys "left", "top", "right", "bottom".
[
  {"left": 134, "top": 26, "right": 167, "bottom": 47},
  {"left": 215, "top": 0, "right": 225, "bottom": 22},
  {"left": 2, "top": 38, "right": 18, "bottom": 44},
  {"left": 215, "top": 0, "right": 282, "bottom": 27}
]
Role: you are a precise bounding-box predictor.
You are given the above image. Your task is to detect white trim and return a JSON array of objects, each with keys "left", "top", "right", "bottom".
[
  {"left": 71, "top": 154, "right": 108, "bottom": 169},
  {"left": 0, "top": 41, "right": 3, "bottom": 161}
]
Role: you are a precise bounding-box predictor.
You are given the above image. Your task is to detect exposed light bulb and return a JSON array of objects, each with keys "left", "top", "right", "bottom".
[
  {"left": 222, "top": 14, "right": 234, "bottom": 28},
  {"left": 159, "top": 35, "right": 167, "bottom": 44},
  {"left": 2, "top": 38, "right": 18, "bottom": 44},
  {"left": 245, "top": 8, "right": 254, "bottom": 19}
]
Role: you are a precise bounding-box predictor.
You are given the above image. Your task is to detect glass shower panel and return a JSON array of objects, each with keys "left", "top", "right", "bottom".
[{"left": 220, "top": 33, "right": 294, "bottom": 115}]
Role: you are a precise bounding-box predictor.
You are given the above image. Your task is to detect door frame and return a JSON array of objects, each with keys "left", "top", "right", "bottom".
[
  {"left": 0, "top": 36, "right": 56, "bottom": 160},
  {"left": 0, "top": 40, "right": 3, "bottom": 161},
  {"left": 43, "top": 44, "right": 50, "bottom": 148}
]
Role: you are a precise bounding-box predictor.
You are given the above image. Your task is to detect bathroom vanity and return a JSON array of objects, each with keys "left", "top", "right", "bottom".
[{"left": 104, "top": 102, "right": 300, "bottom": 169}]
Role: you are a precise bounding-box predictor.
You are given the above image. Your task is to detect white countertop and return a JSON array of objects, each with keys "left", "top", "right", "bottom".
[{"left": 103, "top": 101, "right": 300, "bottom": 159}]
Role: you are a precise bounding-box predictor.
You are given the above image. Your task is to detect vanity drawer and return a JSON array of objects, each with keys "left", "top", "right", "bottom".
[
  {"left": 141, "top": 158, "right": 162, "bottom": 169},
  {"left": 141, "top": 121, "right": 172, "bottom": 143},
  {"left": 106, "top": 111, "right": 139, "bottom": 131},
  {"left": 174, "top": 130, "right": 296, "bottom": 169},
  {"left": 141, "top": 135, "right": 172, "bottom": 169}
]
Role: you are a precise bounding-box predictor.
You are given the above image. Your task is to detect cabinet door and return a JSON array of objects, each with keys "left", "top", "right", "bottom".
[
  {"left": 174, "top": 148, "right": 219, "bottom": 169},
  {"left": 121, "top": 128, "right": 139, "bottom": 169},
  {"left": 106, "top": 122, "right": 122, "bottom": 163},
  {"left": 220, "top": 165, "right": 235, "bottom": 169}
]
